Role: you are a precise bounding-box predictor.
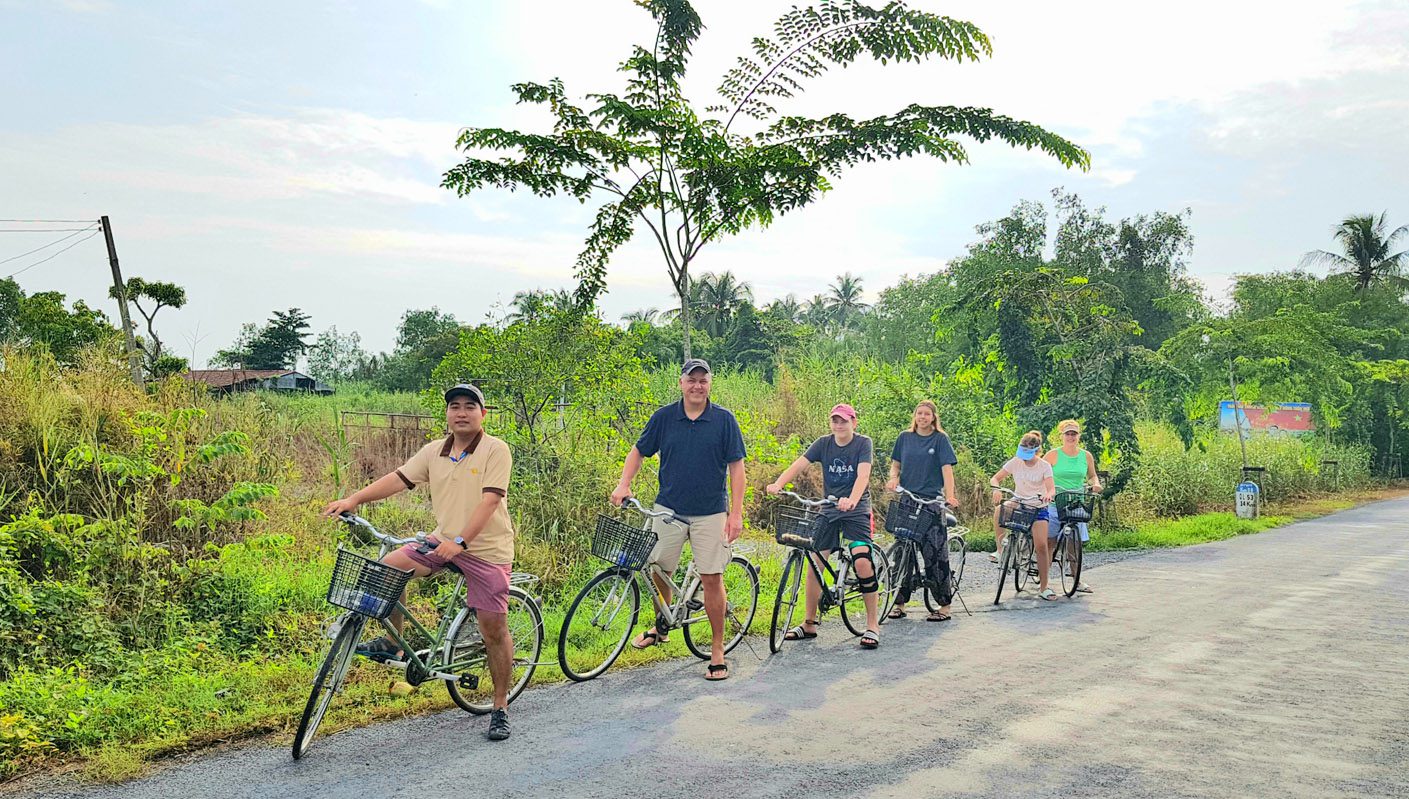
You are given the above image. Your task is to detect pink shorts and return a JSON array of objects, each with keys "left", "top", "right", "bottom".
[{"left": 397, "top": 543, "right": 512, "bottom": 615}]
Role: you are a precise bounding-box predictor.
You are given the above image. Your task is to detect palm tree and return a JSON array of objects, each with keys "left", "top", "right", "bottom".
[
  {"left": 1301, "top": 212, "right": 1409, "bottom": 293},
  {"left": 693, "top": 271, "right": 753, "bottom": 336},
  {"left": 765, "top": 294, "right": 802, "bottom": 323},
  {"left": 826, "top": 272, "right": 870, "bottom": 329},
  {"left": 621, "top": 308, "right": 660, "bottom": 325},
  {"left": 802, "top": 294, "right": 832, "bottom": 330},
  {"left": 506, "top": 289, "right": 573, "bottom": 323}
]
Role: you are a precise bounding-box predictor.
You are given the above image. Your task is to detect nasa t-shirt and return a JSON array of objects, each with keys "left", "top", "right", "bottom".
[
  {"left": 804, "top": 434, "right": 873, "bottom": 505},
  {"left": 890, "top": 430, "right": 958, "bottom": 499}
]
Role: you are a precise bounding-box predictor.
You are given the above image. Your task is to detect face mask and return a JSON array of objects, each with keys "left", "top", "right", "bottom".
[{"left": 1016, "top": 445, "right": 1038, "bottom": 460}]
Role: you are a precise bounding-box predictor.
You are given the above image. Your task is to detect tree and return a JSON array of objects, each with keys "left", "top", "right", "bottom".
[
  {"left": 764, "top": 294, "right": 801, "bottom": 323},
  {"left": 442, "top": 0, "right": 1089, "bottom": 359},
  {"left": 0, "top": 279, "right": 115, "bottom": 365},
  {"left": 212, "top": 308, "right": 312, "bottom": 370},
  {"left": 694, "top": 271, "right": 753, "bottom": 336},
  {"left": 825, "top": 272, "right": 869, "bottom": 330},
  {"left": 376, "top": 307, "right": 463, "bottom": 392},
  {"left": 307, "top": 326, "right": 371, "bottom": 382},
  {"left": 506, "top": 289, "right": 573, "bottom": 324},
  {"left": 802, "top": 294, "right": 833, "bottom": 330},
  {"left": 108, "top": 277, "right": 187, "bottom": 376},
  {"left": 621, "top": 307, "right": 661, "bottom": 325},
  {"left": 1301, "top": 212, "right": 1409, "bottom": 293}
]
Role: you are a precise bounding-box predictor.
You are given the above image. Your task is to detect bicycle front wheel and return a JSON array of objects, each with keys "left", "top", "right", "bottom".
[
  {"left": 557, "top": 570, "right": 640, "bottom": 682},
  {"left": 683, "top": 556, "right": 760, "bottom": 659},
  {"left": 292, "top": 613, "right": 364, "bottom": 760},
  {"left": 1057, "top": 528, "right": 1083, "bottom": 598},
  {"left": 769, "top": 550, "right": 805, "bottom": 653},
  {"left": 888, "top": 541, "right": 917, "bottom": 608},
  {"left": 994, "top": 534, "right": 1015, "bottom": 605},
  {"left": 1014, "top": 533, "right": 1034, "bottom": 593},
  {"left": 445, "top": 587, "right": 543, "bottom": 714},
  {"left": 841, "top": 544, "right": 891, "bottom": 637}
]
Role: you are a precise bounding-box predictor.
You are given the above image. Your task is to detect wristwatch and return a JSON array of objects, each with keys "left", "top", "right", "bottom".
[{"left": 453, "top": 536, "right": 468, "bottom": 550}]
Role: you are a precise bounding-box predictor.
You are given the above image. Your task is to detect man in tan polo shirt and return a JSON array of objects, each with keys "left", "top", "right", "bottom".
[{"left": 323, "top": 383, "right": 517, "bottom": 741}]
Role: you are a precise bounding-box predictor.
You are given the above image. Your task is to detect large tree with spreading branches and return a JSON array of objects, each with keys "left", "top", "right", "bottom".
[{"left": 443, "top": 0, "right": 1090, "bottom": 358}]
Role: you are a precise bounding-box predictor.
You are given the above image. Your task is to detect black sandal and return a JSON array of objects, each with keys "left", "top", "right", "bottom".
[
  {"left": 926, "top": 611, "right": 952, "bottom": 622},
  {"left": 705, "top": 662, "right": 729, "bottom": 681},
  {"left": 784, "top": 621, "right": 819, "bottom": 641},
  {"left": 859, "top": 629, "right": 880, "bottom": 649},
  {"left": 630, "top": 629, "right": 667, "bottom": 649},
  {"left": 355, "top": 637, "right": 402, "bottom": 662},
  {"left": 887, "top": 605, "right": 907, "bottom": 619}
]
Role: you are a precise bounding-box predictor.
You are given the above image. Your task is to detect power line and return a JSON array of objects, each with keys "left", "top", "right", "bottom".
[
  {"left": 0, "top": 227, "right": 98, "bottom": 232},
  {"left": 0, "top": 225, "right": 101, "bottom": 266},
  {"left": 0, "top": 218, "right": 97, "bottom": 223},
  {"left": 5, "top": 229, "right": 103, "bottom": 279}
]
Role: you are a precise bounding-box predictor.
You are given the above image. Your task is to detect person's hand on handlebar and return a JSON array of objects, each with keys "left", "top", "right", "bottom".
[
  {"left": 837, "top": 496, "right": 857, "bottom": 512},
  {"left": 946, "top": 493, "right": 960, "bottom": 508},
  {"left": 884, "top": 477, "right": 899, "bottom": 491},
  {"left": 765, "top": 481, "right": 783, "bottom": 495},
  {"left": 322, "top": 497, "right": 359, "bottom": 518},
  {"left": 609, "top": 485, "right": 632, "bottom": 507}
]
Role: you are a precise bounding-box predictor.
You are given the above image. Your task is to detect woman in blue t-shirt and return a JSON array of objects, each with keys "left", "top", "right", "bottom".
[
  {"left": 766, "top": 403, "right": 882, "bottom": 649},
  {"left": 883, "top": 400, "right": 960, "bottom": 622}
]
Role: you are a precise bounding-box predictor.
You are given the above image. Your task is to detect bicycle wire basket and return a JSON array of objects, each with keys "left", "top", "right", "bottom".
[
  {"left": 773, "top": 505, "right": 830, "bottom": 551},
  {"left": 884, "top": 496, "right": 938, "bottom": 542},
  {"left": 590, "top": 514, "right": 659, "bottom": 571},
  {"left": 1055, "top": 491, "right": 1094, "bottom": 523},
  {"left": 327, "top": 546, "right": 415, "bottom": 620},
  {"left": 998, "top": 502, "right": 1043, "bottom": 533}
]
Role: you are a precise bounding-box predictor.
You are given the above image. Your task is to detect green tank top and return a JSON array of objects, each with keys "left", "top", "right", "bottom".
[{"left": 1052, "top": 448, "right": 1088, "bottom": 491}]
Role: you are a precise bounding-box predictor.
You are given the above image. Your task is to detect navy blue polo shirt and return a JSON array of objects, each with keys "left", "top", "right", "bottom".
[{"left": 635, "top": 400, "right": 747, "bottom": 516}]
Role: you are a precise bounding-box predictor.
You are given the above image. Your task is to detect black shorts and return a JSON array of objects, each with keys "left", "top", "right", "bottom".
[{"left": 815, "top": 506, "right": 874, "bottom": 552}]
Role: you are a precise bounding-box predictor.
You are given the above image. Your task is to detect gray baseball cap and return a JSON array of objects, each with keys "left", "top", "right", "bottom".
[
  {"left": 681, "top": 358, "right": 712, "bottom": 375},
  {"left": 443, "top": 383, "right": 486, "bottom": 406}
]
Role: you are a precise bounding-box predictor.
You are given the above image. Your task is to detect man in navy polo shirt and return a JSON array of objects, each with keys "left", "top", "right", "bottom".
[{"left": 611, "top": 358, "right": 746, "bottom": 680}]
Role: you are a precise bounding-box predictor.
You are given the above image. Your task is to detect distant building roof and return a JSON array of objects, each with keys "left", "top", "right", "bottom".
[{"left": 184, "top": 369, "right": 333, "bottom": 394}]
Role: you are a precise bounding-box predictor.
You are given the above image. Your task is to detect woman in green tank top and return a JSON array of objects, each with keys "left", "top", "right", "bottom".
[{"left": 1043, "top": 419, "right": 1101, "bottom": 593}]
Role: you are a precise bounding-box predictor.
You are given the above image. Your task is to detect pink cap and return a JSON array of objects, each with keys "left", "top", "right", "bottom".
[{"left": 829, "top": 403, "right": 858, "bottom": 421}]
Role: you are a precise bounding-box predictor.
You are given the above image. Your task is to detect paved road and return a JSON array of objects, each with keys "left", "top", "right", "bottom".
[{"left": 25, "top": 498, "right": 1409, "bottom": 799}]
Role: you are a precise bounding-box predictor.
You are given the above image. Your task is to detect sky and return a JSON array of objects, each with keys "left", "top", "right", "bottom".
[{"left": 2, "top": 0, "right": 1407, "bottom": 367}]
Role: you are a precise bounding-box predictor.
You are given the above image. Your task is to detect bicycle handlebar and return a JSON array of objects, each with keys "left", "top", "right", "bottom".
[
  {"left": 991, "top": 487, "right": 1049, "bottom": 504},
  {"left": 339, "top": 512, "right": 430, "bottom": 547},
  {"left": 619, "top": 497, "right": 684, "bottom": 525},
  {"left": 778, "top": 490, "right": 837, "bottom": 508},
  {"left": 893, "top": 487, "right": 949, "bottom": 506}
]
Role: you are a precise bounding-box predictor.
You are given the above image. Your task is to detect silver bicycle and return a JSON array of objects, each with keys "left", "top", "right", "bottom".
[{"left": 556, "top": 498, "right": 760, "bottom": 681}]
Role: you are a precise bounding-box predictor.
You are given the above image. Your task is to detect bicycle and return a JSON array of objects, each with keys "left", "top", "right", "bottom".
[
  {"left": 768, "top": 491, "right": 895, "bottom": 653},
  {"left": 883, "top": 487, "right": 969, "bottom": 615},
  {"left": 991, "top": 489, "right": 1046, "bottom": 605},
  {"left": 557, "top": 497, "right": 760, "bottom": 682},
  {"left": 293, "top": 513, "right": 544, "bottom": 759},
  {"left": 1051, "top": 489, "right": 1095, "bottom": 598}
]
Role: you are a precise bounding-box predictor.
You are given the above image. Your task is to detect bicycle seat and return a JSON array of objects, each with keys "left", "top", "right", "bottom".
[{"left": 942, "top": 510, "right": 958, "bottom": 528}]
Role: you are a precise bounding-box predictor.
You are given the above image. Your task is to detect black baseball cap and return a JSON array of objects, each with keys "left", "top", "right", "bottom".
[
  {"left": 443, "top": 384, "right": 486, "bottom": 406},
  {"left": 681, "top": 358, "right": 712, "bottom": 375}
]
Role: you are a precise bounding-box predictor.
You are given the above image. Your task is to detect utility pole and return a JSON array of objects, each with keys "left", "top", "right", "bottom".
[{"left": 101, "top": 215, "right": 145, "bottom": 389}]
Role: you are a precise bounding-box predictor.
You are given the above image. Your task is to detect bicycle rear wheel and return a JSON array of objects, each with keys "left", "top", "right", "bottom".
[
  {"left": 841, "top": 544, "right": 891, "bottom": 637},
  {"left": 292, "top": 613, "right": 364, "bottom": 760},
  {"left": 683, "top": 555, "right": 760, "bottom": 659},
  {"left": 769, "top": 550, "right": 805, "bottom": 653},
  {"left": 925, "top": 535, "right": 967, "bottom": 613},
  {"left": 557, "top": 570, "right": 640, "bottom": 682},
  {"left": 445, "top": 587, "right": 543, "bottom": 713},
  {"left": 1057, "top": 528, "right": 1083, "bottom": 598}
]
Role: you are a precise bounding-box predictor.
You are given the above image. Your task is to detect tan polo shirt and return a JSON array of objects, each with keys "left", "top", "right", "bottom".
[{"left": 396, "top": 431, "right": 514, "bottom": 564}]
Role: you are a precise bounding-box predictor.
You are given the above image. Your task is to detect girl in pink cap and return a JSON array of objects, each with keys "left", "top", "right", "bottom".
[{"left": 767, "top": 403, "right": 883, "bottom": 649}]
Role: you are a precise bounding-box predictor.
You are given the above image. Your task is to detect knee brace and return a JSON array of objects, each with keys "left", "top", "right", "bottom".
[{"left": 849, "top": 542, "right": 878, "bottom": 594}]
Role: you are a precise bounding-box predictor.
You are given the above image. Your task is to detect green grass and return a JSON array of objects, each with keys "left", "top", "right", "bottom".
[{"left": 1087, "top": 512, "right": 1292, "bottom": 550}]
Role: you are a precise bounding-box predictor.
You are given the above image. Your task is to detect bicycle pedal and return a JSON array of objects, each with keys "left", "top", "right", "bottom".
[{"left": 458, "top": 674, "right": 480, "bottom": 690}]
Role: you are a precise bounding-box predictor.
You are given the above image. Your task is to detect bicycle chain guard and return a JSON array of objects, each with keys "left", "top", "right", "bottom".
[{"left": 404, "top": 659, "right": 430, "bottom": 687}]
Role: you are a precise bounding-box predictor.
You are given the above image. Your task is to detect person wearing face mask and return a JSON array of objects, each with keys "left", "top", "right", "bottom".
[
  {"left": 766, "top": 403, "right": 883, "bottom": 649},
  {"left": 988, "top": 429, "right": 1058, "bottom": 601}
]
